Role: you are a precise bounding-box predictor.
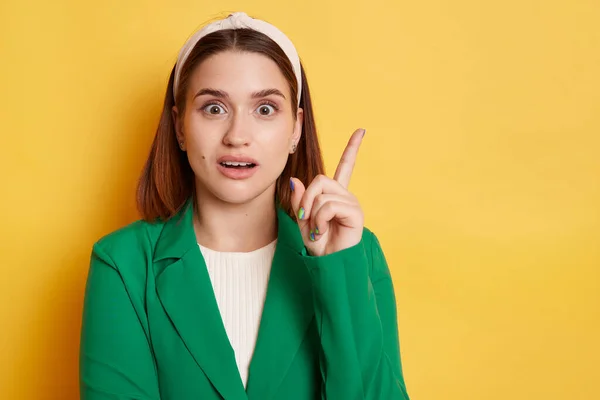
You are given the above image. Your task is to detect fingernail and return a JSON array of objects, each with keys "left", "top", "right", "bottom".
[
  {"left": 290, "top": 178, "right": 295, "bottom": 191},
  {"left": 298, "top": 207, "right": 305, "bottom": 220},
  {"left": 362, "top": 128, "right": 366, "bottom": 137},
  {"left": 315, "top": 226, "right": 320, "bottom": 235},
  {"left": 309, "top": 230, "right": 315, "bottom": 241}
]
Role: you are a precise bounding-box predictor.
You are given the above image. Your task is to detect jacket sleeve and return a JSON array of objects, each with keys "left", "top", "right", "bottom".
[
  {"left": 303, "top": 230, "right": 410, "bottom": 400},
  {"left": 79, "top": 243, "right": 161, "bottom": 400}
]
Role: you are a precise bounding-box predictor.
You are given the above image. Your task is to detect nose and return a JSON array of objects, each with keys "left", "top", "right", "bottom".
[{"left": 222, "top": 110, "right": 251, "bottom": 147}]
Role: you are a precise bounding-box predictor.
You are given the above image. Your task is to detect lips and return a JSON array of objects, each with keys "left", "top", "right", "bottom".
[
  {"left": 217, "top": 155, "right": 259, "bottom": 167},
  {"left": 216, "top": 155, "right": 259, "bottom": 180},
  {"left": 220, "top": 161, "right": 256, "bottom": 168}
]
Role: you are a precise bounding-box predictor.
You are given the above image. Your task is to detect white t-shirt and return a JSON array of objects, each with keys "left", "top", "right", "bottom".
[{"left": 198, "top": 239, "right": 277, "bottom": 388}]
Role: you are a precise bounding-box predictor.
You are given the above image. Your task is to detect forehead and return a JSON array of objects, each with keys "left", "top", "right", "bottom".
[{"left": 188, "top": 50, "right": 291, "bottom": 99}]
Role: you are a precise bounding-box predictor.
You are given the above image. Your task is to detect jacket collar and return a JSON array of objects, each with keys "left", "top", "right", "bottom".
[
  {"left": 153, "top": 197, "right": 305, "bottom": 262},
  {"left": 153, "top": 198, "right": 314, "bottom": 400}
]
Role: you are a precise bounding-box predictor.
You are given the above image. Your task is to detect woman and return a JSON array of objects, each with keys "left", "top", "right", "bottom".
[{"left": 79, "top": 12, "right": 410, "bottom": 400}]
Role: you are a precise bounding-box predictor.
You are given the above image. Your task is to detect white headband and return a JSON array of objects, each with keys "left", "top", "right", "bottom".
[{"left": 173, "top": 12, "right": 302, "bottom": 106}]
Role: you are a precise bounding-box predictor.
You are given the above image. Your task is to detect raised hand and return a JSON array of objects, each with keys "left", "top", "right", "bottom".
[{"left": 290, "top": 128, "right": 365, "bottom": 256}]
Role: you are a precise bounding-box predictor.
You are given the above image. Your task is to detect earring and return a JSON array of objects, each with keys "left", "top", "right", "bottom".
[
  {"left": 179, "top": 141, "right": 184, "bottom": 149},
  {"left": 291, "top": 143, "right": 297, "bottom": 153}
]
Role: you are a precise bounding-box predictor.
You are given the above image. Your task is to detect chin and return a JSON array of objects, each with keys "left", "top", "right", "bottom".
[{"left": 203, "top": 178, "right": 276, "bottom": 206}]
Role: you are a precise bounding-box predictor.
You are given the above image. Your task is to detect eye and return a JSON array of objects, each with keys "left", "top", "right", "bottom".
[
  {"left": 256, "top": 102, "right": 278, "bottom": 116},
  {"left": 202, "top": 103, "right": 227, "bottom": 115}
]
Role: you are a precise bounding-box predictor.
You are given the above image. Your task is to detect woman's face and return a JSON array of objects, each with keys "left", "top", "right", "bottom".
[{"left": 174, "top": 50, "right": 303, "bottom": 206}]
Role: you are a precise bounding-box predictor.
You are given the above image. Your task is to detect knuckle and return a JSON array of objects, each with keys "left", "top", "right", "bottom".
[
  {"left": 315, "top": 174, "right": 327, "bottom": 184},
  {"left": 323, "top": 201, "right": 335, "bottom": 214},
  {"left": 313, "top": 194, "right": 325, "bottom": 209}
]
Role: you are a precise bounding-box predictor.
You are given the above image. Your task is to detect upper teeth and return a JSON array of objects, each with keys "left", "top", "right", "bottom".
[{"left": 222, "top": 161, "right": 252, "bottom": 166}]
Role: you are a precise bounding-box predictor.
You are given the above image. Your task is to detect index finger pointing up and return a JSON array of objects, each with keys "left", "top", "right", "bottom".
[{"left": 333, "top": 128, "right": 365, "bottom": 188}]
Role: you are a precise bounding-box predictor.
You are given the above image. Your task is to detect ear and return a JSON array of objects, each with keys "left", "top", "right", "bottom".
[
  {"left": 172, "top": 105, "right": 184, "bottom": 145},
  {"left": 291, "top": 107, "right": 304, "bottom": 148}
]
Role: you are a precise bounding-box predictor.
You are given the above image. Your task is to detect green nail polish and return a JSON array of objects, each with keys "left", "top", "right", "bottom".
[
  {"left": 298, "top": 207, "right": 305, "bottom": 220},
  {"left": 309, "top": 231, "right": 315, "bottom": 241},
  {"left": 315, "top": 226, "right": 320, "bottom": 235}
]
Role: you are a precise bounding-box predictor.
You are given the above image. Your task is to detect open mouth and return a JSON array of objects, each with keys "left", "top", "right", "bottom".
[{"left": 219, "top": 161, "right": 257, "bottom": 169}]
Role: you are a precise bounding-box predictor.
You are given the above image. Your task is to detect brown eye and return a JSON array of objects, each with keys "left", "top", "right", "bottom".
[
  {"left": 203, "top": 104, "right": 226, "bottom": 115},
  {"left": 256, "top": 104, "right": 276, "bottom": 116}
]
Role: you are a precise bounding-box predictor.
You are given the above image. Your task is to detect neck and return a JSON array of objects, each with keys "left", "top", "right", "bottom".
[{"left": 192, "top": 186, "right": 278, "bottom": 253}]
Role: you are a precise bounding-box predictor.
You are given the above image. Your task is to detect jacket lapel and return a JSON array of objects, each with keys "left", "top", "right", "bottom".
[
  {"left": 153, "top": 199, "right": 247, "bottom": 400},
  {"left": 245, "top": 208, "right": 315, "bottom": 400}
]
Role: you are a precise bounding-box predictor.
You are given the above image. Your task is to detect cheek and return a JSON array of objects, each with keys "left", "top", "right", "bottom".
[
  {"left": 262, "top": 132, "right": 292, "bottom": 171},
  {"left": 261, "top": 132, "right": 291, "bottom": 160},
  {"left": 261, "top": 118, "right": 294, "bottom": 145},
  {"left": 184, "top": 119, "right": 215, "bottom": 157}
]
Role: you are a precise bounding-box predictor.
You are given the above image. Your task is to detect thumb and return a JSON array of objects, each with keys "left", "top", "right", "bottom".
[{"left": 289, "top": 177, "right": 308, "bottom": 230}]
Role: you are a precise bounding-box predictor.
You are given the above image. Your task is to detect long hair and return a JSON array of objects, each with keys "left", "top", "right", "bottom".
[{"left": 136, "top": 27, "right": 324, "bottom": 221}]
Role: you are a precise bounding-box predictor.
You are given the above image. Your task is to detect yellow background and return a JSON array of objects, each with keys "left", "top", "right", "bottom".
[{"left": 1, "top": 0, "right": 598, "bottom": 398}]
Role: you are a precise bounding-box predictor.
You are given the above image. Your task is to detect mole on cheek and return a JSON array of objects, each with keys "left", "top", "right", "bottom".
[{"left": 202, "top": 156, "right": 206, "bottom": 159}]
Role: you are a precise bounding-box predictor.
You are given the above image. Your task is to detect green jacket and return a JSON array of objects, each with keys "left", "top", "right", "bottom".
[{"left": 80, "top": 199, "right": 410, "bottom": 399}]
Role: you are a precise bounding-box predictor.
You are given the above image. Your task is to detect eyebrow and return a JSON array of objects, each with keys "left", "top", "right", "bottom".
[{"left": 193, "top": 88, "right": 287, "bottom": 100}]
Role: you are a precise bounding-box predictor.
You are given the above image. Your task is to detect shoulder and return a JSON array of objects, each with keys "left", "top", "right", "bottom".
[
  {"left": 86, "top": 219, "right": 165, "bottom": 322},
  {"left": 95, "top": 218, "right": 161, "bottom": 254},
  {"left": 91, "top": 218, "right": 164, "bottom": 272}
]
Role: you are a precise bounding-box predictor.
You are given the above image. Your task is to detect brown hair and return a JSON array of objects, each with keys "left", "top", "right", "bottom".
[{"left": 136, "top": 27, "right": 324, "bottom": 222}]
